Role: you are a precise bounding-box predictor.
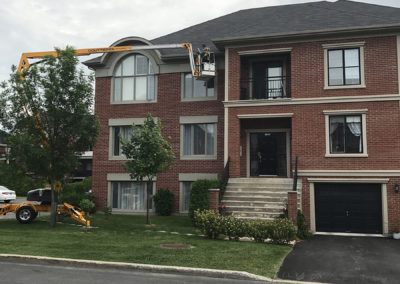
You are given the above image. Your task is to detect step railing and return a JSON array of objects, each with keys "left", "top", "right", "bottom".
[{"left": 292, "top": 156, "right": 298, "bottom": 192}]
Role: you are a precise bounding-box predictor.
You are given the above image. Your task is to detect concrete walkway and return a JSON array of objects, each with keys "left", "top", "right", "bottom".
[{"left": 278, "top": 235, "right": 400, "bottom": 284}]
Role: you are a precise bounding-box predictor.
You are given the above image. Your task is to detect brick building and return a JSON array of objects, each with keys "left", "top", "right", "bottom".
[{"left": 85, "top": 0, "right": 400, "bottom": 235}]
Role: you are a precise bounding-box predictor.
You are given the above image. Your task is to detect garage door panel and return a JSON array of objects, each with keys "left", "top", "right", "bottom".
[{"left": 315, "top": 183, "right": 382, "bottom": 234}]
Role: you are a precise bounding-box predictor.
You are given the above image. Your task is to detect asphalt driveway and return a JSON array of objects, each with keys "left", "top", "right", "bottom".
[{"left": 278, "top": 235, "right": 400, "bottom": 284}]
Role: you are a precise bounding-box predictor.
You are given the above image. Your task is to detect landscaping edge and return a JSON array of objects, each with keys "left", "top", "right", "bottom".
[{"left": 0, "top": 254, "right": 327, "bottom": 284}]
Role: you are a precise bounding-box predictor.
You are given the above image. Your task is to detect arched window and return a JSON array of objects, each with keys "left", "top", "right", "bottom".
[{"left": 113, "top": 55, "right": 155, "bottom": 102}]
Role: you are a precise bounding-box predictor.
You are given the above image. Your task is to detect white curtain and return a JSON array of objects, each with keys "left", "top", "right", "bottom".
[
  {"left": 346, "top": 116, "right": 362, "bottom": 152},
  {"left": 119, "top": 182, "right": 145, "bottom": 210}
]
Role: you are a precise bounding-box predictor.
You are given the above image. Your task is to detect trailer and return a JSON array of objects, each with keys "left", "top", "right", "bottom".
[{"left": 0, "top": 189, "right": 89, "bottom": 226}]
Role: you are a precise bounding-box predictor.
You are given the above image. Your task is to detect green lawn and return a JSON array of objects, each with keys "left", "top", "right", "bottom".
[{"left": 0, "top": 214, "right": 291, "bottom": 278}]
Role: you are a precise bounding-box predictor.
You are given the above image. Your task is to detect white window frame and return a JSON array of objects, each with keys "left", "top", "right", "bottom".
[
  {"left": 181, "top": 73, "right": 217, "bottom": 102},
  {"left": 178, "top": 173, "right": 218, "bottom": 213},
  {"left": 179, "top": 116, "right": 218, "bottom": 160},
  {"left": 323, "top": 42, "right": 366, "bottom": 90},
  {"left": 107, "top": 173, "right": 156, "bottom": 214},
  {"left": 324, "top": 109, "right": 368, "bottom": 157},
  {"left": 111, "top": 54, "right": 157, "bottom": 104},
  {"left": 108, "top": 118, "right": 157, "bottom": 160}
]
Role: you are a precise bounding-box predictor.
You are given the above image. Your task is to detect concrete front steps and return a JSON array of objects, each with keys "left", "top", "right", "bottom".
[{"left": 222, "top": 178, "right": 302, "bottom": 221}]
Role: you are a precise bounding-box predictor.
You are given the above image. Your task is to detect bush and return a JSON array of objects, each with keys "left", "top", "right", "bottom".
[
  {"left": 0, "top": 162, "right": 45, "bottom": 196},
  {"left": 269, "top": 218, "right": 297, "bottom": 245},
  {"left": 60, "top": 177, "right": 95, "bottom": 213},
  {"left": 223, "top": 216, "right": 247, "bottom": 241},
  {"left": 153, "top": 188, "right": 174, "bottom": 216},
  {"left": 79, "top": 198, "right": 95, "bottom": 213},
  {"left": 193, "top": 209, "right": 224, "bottom": 239},
  {"left": 297, "top": 210, "right": 313, "bottom": 240},
  {"left": 189, "top": 179, "right": 219, "bottom": 220},
  {"left": 247, "top": 220, "right": 271, "bottom": 243}
]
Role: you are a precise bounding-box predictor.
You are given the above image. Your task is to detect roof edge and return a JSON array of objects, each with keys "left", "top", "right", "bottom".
[{"left": 212, "top": 23, "right": 400, "bottom": 49}]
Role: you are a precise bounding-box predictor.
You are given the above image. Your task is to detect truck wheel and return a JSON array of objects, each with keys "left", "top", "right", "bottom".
[{"left": 16, "top": 206, "right": 36, "bottom": 224}]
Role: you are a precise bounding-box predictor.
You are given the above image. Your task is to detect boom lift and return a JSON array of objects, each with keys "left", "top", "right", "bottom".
[
  {"left": 1, "top": 42, "right": 216, "bottom": 226},
  {"left": 18, "top": 43, "right": 216, "bottom": 79}
]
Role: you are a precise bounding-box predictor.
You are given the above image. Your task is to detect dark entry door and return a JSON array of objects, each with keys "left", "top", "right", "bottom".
[
  {"left": 315, "top": 183, "right": 382, "bottom": 234},
  {"left": 249, "top": 132, "right": 287, "bottom": 176}
]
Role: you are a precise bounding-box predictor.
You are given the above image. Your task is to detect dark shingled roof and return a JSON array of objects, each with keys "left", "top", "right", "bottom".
[
  {"left": 152, "top": 0, "right": 400, "bottom": 56},
  {"left": 85, "top": 0, "right": 400, "bottom": 65}
]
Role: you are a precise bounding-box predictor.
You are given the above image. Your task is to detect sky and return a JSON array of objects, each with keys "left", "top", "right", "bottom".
[{"left": 0, "top": 0, "right": 399, "bottom": 83}]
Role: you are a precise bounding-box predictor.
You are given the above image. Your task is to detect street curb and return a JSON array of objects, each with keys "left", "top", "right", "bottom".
[{"left": 0, "top": 254, "right": 328, "bottom": 283}]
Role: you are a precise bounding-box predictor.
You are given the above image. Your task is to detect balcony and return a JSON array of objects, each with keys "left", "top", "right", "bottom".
[{"left": 240, "top": 76, "right": 291, "bottom": 100}]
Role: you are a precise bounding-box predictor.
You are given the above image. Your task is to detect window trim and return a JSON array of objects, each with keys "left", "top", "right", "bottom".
[
  {"left": 108, "top": 118, "right": 158, "bottom": 160},
  {"left": 180, "top": 116, "right": 218, "bottom": 160},
  {"left": 111, "top": 54, "right": 158, "bottom": 104},
  {"left": 181, "top": 73, "right": 217, "bottom": 102},
  {"left": 323, "top": 42, "right": 365, "bottom": 90},
  {"left": 324, "top": 109, "right": 368, "bottom": 157},
  {"left": 178, "top": 173, "right": 218, "bottom": 213}
]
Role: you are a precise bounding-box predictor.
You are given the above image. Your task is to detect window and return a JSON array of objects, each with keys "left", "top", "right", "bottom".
[
  {"left": 113, "top": 55, "right": 155, "bottom": 102},
  {"left": 324, "top": 109, "right": 368, "bottom": 157},
  {"left": 111, "top": 181, "right": 152, "bottom": 211},
  {"left": 183, "top": 123, "right": 215, "bottom": 156},
  {"left": 181, "top": 181, "right": 192, "bottom": 212},
  {"left": 329, "top": 115, "right": 362, "bottom": 153},
  {"left": 112, "top": 126, "right": 132, "bottom": 156},
  {"left": 323, "top": 42, "right": 365, "bottom": 89},
  {"left": 183, "top": 73, "right": 215, "bottom": 100},
  {"left": 328, "top": 48, "right": 360, "bottom": 86}
]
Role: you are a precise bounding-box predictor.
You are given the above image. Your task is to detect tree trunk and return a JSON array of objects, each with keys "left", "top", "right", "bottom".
[
  {"left": 49, "top": 181, "right": 57, "bottom": 228},
  {"left": 146, "top": 180, "right": 152, "bottom": 225}
]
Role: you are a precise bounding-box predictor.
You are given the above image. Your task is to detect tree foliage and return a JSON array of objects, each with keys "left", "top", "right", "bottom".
[
  {"left": 0, "top": 47, "right": 99, "bottom": 226},
  {"left": 121, "top": 114, "right": 175, "bottom": 181}
]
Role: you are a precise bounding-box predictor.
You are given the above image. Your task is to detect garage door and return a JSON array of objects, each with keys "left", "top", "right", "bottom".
[{"left": 315, "top": 183, "right": 382, "bottom": 234}]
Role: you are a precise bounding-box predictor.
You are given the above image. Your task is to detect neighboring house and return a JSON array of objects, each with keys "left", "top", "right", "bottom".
[
  {"left": 85, "top": 0, "right": 400, "bottom": 235},
  {"left": 71, "top": 151, "right": 93, "bottom": 181}
]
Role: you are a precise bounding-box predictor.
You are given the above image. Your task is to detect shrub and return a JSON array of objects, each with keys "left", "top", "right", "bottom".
[
  {"left": 193, "top": 209, "right": 224, "bottom": 239},
  {"left": 297, "top": 210, "right": 313, "bottom": 240},
  {"left": 60, "top": 177, "right": 95, "bottom": 213},
  {"left": 0, "top": 162, "right": 45, "bottom": 196},
  {"left": 153, "top": 188, "right": 174, "bottom": 216},
  {"left": 247, "top": 220, "right": 271, "bottom": 243},
  {"left": 79, "top": 198, "right": 95, "bottom": 213},
  {"left": 189, "top": 179, "right": 219, "bottom": 220},
  {"left": 102, "top": 205, "right": 112, "bottom": 216},
  {"left": 223, "top": 216, "right": 247, "bottom": 241},
  {"left": 269, "top": 218, "right": 297, "bottom": 245}
]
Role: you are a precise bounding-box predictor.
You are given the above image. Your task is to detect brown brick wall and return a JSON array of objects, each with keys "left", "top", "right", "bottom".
[
  {"left": 228, "top": 36, "right": 399, "bottom": 101},
  {"left": 229, "top": 101, "right": 400, "bottom": 178},
  {"left": 92, "top": 71, "right": 225, "bottom": 212}
]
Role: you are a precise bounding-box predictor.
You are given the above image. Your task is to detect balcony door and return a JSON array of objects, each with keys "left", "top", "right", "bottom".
[{"left": 252, "top": 62, "right": 284, "bottom": 99}]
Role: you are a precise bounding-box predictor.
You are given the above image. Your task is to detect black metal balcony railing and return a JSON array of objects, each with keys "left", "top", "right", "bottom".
[{"left": 240, "top": 76, "right": 291, "bottom": 100}]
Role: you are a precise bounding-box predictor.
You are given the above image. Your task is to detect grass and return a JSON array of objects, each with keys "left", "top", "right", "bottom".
[{"left": 0, "top": 214, "right": 291, "bottom": 278}]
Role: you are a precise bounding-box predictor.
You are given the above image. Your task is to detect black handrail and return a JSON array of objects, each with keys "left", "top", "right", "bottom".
[
  {"left": 219, "top": 157, "right": 230, "bottom": 202},
  {"left": 292, "top": 156, "right": 298, "bottom": 192},
  {"left": 240, "top": 76, "right": 291, "bottom": 100}
]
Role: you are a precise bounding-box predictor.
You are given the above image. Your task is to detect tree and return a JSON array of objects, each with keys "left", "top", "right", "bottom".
[
  {"left": 0, "top": 47, "right": 99, "bottom": 227},
  {"left": 121, "top": 113, "right": 175, "bottom": 224}
]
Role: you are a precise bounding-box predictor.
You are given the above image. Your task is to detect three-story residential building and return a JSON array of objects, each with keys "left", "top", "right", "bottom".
[{"left": 85, "top": 0, "right": 400, "bottom": 235}]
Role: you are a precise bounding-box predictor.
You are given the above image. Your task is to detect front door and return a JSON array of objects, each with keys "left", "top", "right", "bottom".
[{"left": 249, "top": 132, "right": 287, "bottom": 176}]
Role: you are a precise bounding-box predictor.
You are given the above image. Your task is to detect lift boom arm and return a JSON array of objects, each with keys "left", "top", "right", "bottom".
[{"left": 18, "top": 43, "right": 199, "bottom": 76}]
